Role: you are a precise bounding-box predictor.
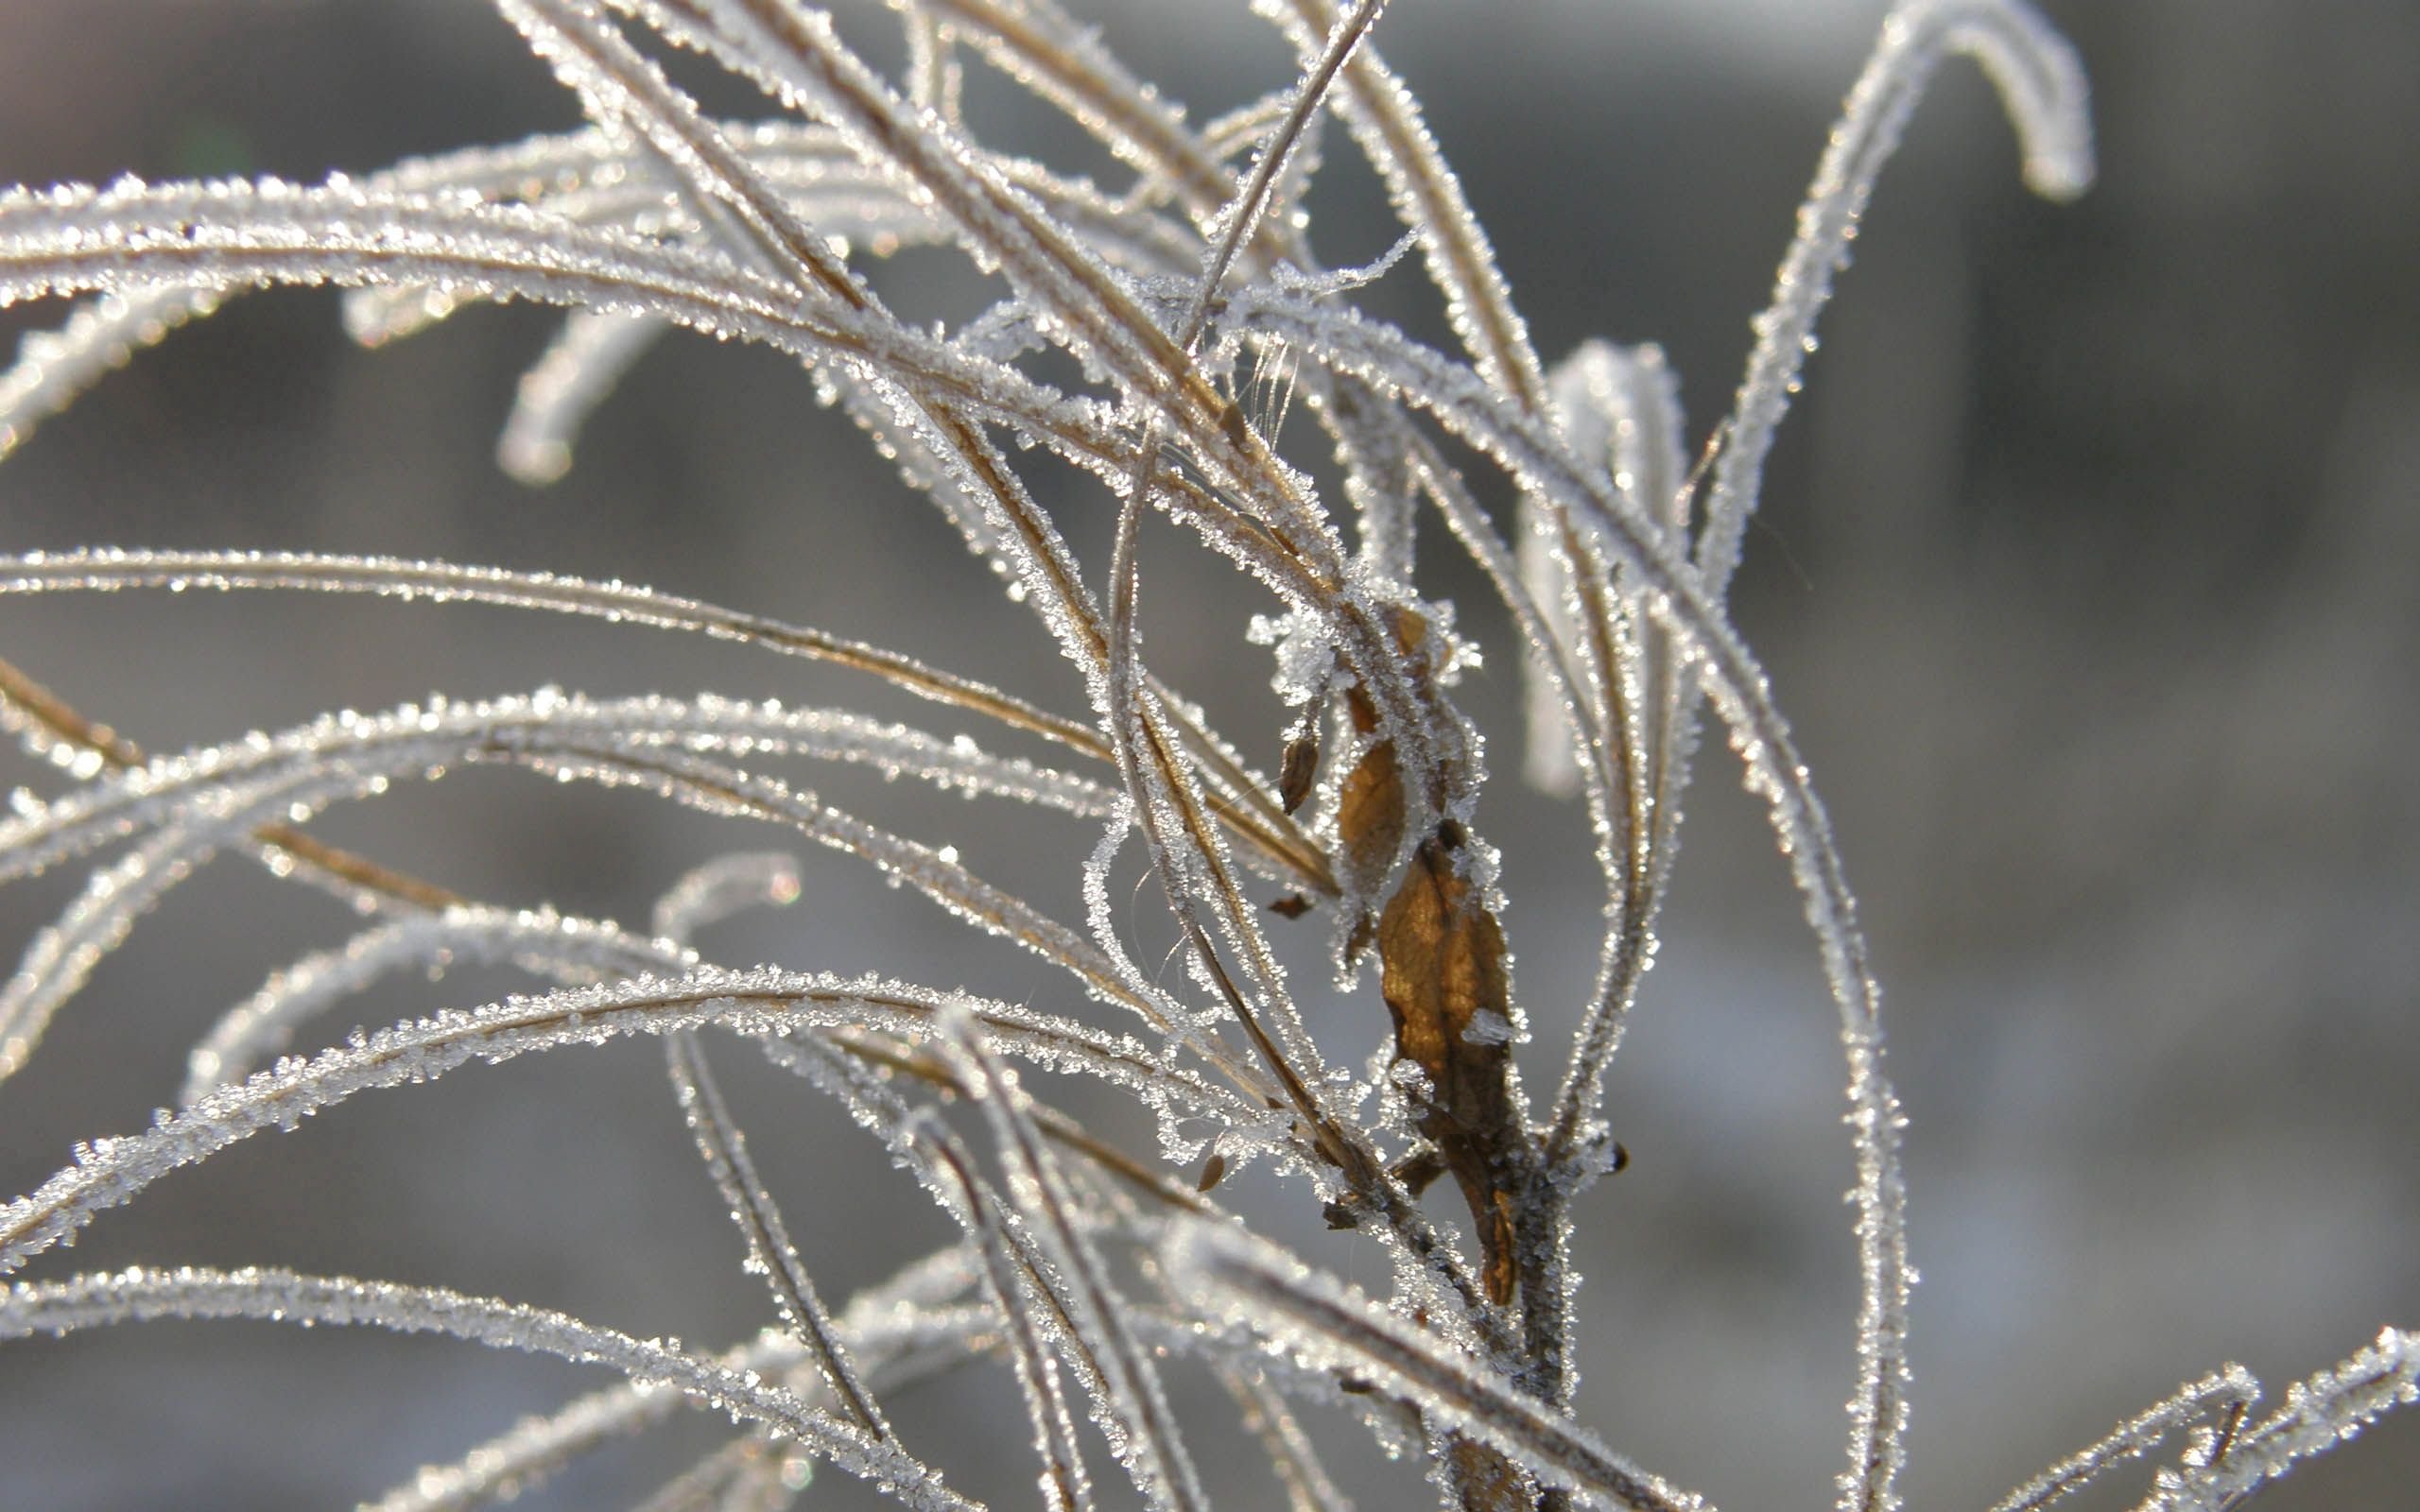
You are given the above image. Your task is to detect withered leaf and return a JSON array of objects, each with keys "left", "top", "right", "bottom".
[
  {"left": 1390, "top": 1146, "right": 1446, "bottom": 1197},
  {"left": 1336, "top": 604, "right": 1431, "bottom": 964},
  {"left": 1378, "top": 824, "right": 1525, "bottom": 1308},
  {"left": 1337, "top": 689, "right": 1405, "bottom": 965},
  {"left": 1278, "top": 731, "right": 1319, "bottom": 815},
  {"left": 1449, "top": 1435, "right": 1537, "bottom": 1512},
  {"left": 1324, "top": 603, "right": 1533, "bottom": 1308}
]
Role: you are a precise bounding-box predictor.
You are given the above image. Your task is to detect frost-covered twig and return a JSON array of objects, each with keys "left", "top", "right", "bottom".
[
  {"left": 0, "top": 4, "right": 2403, "bottom": 1512},
  {"left": 0, "top": 1266, "right": 977, "bottom": 1509},
  {"left": 1166, "top": 1221, "right": 1705, "bottom": 1512}
]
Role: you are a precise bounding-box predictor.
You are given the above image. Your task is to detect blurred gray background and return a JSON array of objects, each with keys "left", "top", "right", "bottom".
[{"left": 0, "top": 1, "right": 2414, "bottom": 1507}]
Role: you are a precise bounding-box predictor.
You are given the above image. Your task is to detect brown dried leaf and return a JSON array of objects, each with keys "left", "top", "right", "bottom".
[
  {"left": 1337, "top": 711, "right": 1406, "bottom": 964},
  {"left": 1278, "top": 731, "right": 1320, "bottom": 815},
  {"left": 1376, "top": 824, "right": 1525, "bottom": 1307},
  {"left": 1336, "top": 603, "right": 1438, "bottom": 963}
]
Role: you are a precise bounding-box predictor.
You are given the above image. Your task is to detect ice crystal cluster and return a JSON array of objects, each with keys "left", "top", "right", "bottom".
[{"left": 0, "top": 1, "right": 2410, "bottom": 1509}]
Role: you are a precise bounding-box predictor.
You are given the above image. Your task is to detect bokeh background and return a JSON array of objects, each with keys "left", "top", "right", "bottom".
[{"left": 1, "top": 1, "right": 2413, "bottom": 1507}]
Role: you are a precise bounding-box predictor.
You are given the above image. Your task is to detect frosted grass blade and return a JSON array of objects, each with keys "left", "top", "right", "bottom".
[{"left": 0, "top": 1266, "right": 977, "bottom": 1511}]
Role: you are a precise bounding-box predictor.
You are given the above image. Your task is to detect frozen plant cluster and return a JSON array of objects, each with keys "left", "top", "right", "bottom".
[{"left": 0, "top": 1, "right": 2411, "bottom": 1509}]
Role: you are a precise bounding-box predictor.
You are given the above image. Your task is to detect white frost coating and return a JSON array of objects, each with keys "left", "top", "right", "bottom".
[
  {"left": 1636, "top": 9, "right": 2086, "bottom": 1499},
  {"left": 498, "top": 309, "right": 666, "bottom": 483},
  {"left": 495, "top": 0, "right": 875, "bottom": 320},
  {"left": 0, "top": 178, "right": 1117, "bottom": 464},
  {"left": 1077, "top": 800, "right": 1254, "bottom": 1107},
  {"left": 1986, "top": 1364, "right": 2256, "bottom": 1512},
  {"left": 2130, "top": 1331, "right": 2420, "bottom": 1512},
  {"left": 333, "top": 110, "right": 1173, "bottom": 344},
  {"left": 653, "top": 851, "right": 804, "bottom": 944},
  {"left": 365, "top": 1228, "right": 982, "bottom": 1509},
  {"left": 1219, "top": 13, "right": 1567, "bottom": 878},
  {"left": 870, "top": 0, "right": 1437, "bottom": 627},
  {"left": 368, "top": 1330, "right": 806, "bottom": 1512},
  {"left": 1248, "top": 609, "right": 1340, "bottom": 710},
  {"left": 694, "top": 0, "right": 1236, "bottom": 445},
  {"left": 632, "top": 0, "right": 1426, "bottom": 716},
  {"left": 0, "top": 548, "right": 1097, "bottom": 752},
  {"left": 1082, "top": 0, "right": 1397, "bottom": 1161},
  {"left": 816, "top": 359, "right": 1020, "bottom": 584},
  {"left": 1105, "top": 484, "right": 1341, "bottom": 1123},
  {"left": 938, "top": 1014, "right": 1205, "bottom": 1512},
  {"left": 1232, "top": 265, "right": 1914, "bottom": 1512},
  {"left": 1411, "top": 432, "right": 1619, "bottom": 902},
  {"left": 1536, "top": 339, "right": 1694, "bottom": 1205},
  {"left": 308, "top": 15, "right": 1320, "bottom": 959},
  {"left": 664, "top": 1031, "right": 893, "bottom": 1440},
  {"left": 362, "top": 1290, "right": 992, "bottom": 1512},
  {"left": 340, "top": 104, "right": 1184, "bottom": 409},
  {"left": 765, "top": 1031, "right": 1100, "bottom": 1512},
  {"left": 0, "top": 694, "right": 1129, "bottom": 1087},
  {"left": 0, "top": 1266, "right": 976, "bottom": 1511},
  {"left": 0, "top": 181, "right": 1330, "bottom": 901},
  {"left": 1316, "top": 360, "right": 1423, "bottom": 590},
  {"left": 1253, "top": 0, "right": 1546, "bottom": 411},
  {"left": 1459, "top": 1009, "right": 1514, "bottom": 1048},
  {"left": 0, "top": 284, "right": 220, "bottom": 459},
  {"left": 182, "top": 904, "right": 687, "bottom": 1105},
  {"left": 1174, "top": 0, "right": 1379, "bottom": 364},
  {"left": 0, "top": 963, "right": 1239, "bottom": 1276},
  {"left": 9, "top": 9, "right": 2362, "bottom": 1512},
  {"left": 912, "top": 0, "right": 1217, "bottom": 215},
  {"left": 0, "top": 688, "right": 1115, "bottom": 881},
  {"left": 1525, "top": 340, "right": 1685, "bottom": 799},
  {"left": 0, "top": 761, "right": 458, "bottom": 1087},
  {"left": 1165, "top": 1221, "right": 1705, "bottom": 1512},
  {"left": 1694, "top": 0, "right": 2093, "bottom": 609}
]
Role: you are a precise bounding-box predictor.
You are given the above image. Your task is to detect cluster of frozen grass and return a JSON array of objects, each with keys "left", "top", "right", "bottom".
[{"left": 0, "top": 1, "right": 2411, "bottom": 1508}]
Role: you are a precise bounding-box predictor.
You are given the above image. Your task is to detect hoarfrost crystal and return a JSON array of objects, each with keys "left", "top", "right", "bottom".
[{"left": 0, "top": 3, "right": 2406, "bottom": 1511}]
